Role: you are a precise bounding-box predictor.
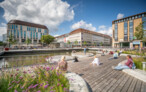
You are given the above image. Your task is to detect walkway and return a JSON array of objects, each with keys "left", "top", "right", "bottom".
[{"left": 68, "top": 55, "right": 146, "bottom": 92}]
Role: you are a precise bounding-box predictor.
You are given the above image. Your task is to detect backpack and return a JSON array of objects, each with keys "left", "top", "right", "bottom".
[{"left": 132, "top": 62, "right": 136, "bottom": 69}]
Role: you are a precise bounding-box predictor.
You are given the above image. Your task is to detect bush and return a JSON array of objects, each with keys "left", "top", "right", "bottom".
[
  {"left": 133, "top": 57, "right": 146, "bottom": 70},
  {"left": 0, "top": 65, "right": 69, "bottom": 92}
]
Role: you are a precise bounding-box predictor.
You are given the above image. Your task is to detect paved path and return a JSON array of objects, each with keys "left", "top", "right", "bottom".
[{"left": 68, "top": 55, "right": 146, "bottom": 92}]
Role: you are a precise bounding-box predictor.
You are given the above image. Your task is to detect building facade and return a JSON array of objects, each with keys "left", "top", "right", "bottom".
[
  {"left": 112, "top": 12, "right": 146, "bottom": 48},
  {"left": 56, "top": 28, "right": 112, "bottom": 47},
  {"left": 7, "top": 20, "right": 49, "bottom": 46},
  {"left": 2, "top": 34, "right": 7, "bottom": 43}
]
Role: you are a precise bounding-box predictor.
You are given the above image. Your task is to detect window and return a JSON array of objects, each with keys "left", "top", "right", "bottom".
[
  {"left": 20, "top": 25, "right": 22, "bottom": 30},
  {"left": 33, "top": 32, "right": 35, "bottom": 39},
  {"left": 27, "top": 31, "right": 30, "bottom": 39},
  {"left": 12, "top": 24, "right": 13, "bottom": 29},
  {"left": 135, "top": 16, "right": 138, "bottom": 19},
  {"left": 14, "top": 30, "right": 16, "bottom": 38},
  {"left": 132, "top": 17, "right": 134, "bottom": 20},
  {"left": 129, "top": 20, "right": 133, "bottom": 41},
  {"left": 142, "top": 14, "right": 144, "bottom": 17},
  {"left": 36, "top": 32, "right": 38, "bottom": 39},
  {"left": 142, "top": 17, "right": 146, "bottom": 31},
  {"left": 124, "top": 19, "right": 126, "bottom": 21},
  {"left": 17, "top": 30, "right": 19, "bottom": 38},
  {"left": 21, "top": 30, "right": 23, "bottom": 38},
  {"left": 114, "top": 24, "right": 118, "bottom": 41},
  {"left": 121, "top": 20, "right": 123, "bottom": 22},
  {"left": 24, "top": 31, "right": 26, "bottom": 39},
  {"left": 31, "top": 31, "right": 32, "bottom": 39},
  {"left": 124, "top": 22, "right": 128, "bottom": 41},
  {"left": 138, "top": 15, "right": 141, "bottom": 18}
]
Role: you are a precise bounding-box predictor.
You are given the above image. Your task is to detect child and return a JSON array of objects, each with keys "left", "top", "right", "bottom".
[{"left": 90, "top": 56, "right": 100, "bottom": 66}]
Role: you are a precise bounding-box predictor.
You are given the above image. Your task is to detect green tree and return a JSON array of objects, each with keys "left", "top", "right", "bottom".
[
  {"left": 135, "top": 23, "right": 144, "bottom": 40},
  {"left": 25, "top": 38, "right": 31, "bottom": 46},
  {"left": 83, "top": 41, "right": 87, "bottom": 46},
  {"left": 0, "top": 41, "right": 7, "bottom": 46},
  {"left": 74, "top": 40, "right": 78, "bottom": 46},
  {"left": 67, "top": 40, "right": 71, "bottom": 45},
  {"left": 100, "top": 42, "right": 103, "bottom": 46},
  {"left": 8, "top": 34, "right": 16, "bottom": 47},
  {"left": 94, "top": 42, "right": 96, "bottom": 46},
  {"left": 41, "top": 35, "right": 55, "bottom": 45}
]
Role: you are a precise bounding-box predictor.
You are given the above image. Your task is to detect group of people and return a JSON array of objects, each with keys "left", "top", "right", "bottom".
[{"left": 55, "top": 49, "right": 134, "bottom": 73}]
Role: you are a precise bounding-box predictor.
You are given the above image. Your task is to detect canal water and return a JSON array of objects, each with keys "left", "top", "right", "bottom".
[{"left": 0, "top": 51, "right": 72, "bottom": 68}]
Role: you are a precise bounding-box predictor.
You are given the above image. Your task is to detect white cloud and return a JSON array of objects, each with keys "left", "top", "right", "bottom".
[
  {"left": 71, "top": 20, "right": 96, "bottom": 31},
  {"left": 1, "top": 23, "right": 6, "bottom": 27},
  {"left": 97, "top": 25, "right": 112, "bottom": 36},
  {"left": 0, "top": 0, "right": 74, "bottom": 32},
  {"left": 117, "top": 13, "right": 124, "bottom": 19},
  {"left": 54, "top": 35, "right": 59, "bottom": 37}
]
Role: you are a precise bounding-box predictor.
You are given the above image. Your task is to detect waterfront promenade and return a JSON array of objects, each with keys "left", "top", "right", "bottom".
[{"left": 68, "top": 55, "right": 146, "bottom": 92}]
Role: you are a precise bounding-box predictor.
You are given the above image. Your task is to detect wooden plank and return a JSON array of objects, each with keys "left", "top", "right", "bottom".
[
  {"left": 113, "top": 74, "right": 130, "bottom": 92},
  {"left": 141, "top": 82, "right": 146, "bottom": 92},
  {"left": 127, "top": 78, "right": 137, "bottom": 92},
  {"left": 102, "top": 71, "right": 123, "bottom": 92},
  {"left": 92, "top": 70, "right": 117, "bottom": 91},
  {"left": 134, "top": 80, "right": 142, "bottom": 92},
  {"left": 108, "top": 73, "right": 127, "bottom": 92},
  {"left": 120, "top": 76, "right": 134, "bottom": 92}
]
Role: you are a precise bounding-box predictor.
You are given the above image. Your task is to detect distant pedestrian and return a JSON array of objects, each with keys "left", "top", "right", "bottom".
[{"left": 84, "top": 47, "right": 86, "bottom": 55}]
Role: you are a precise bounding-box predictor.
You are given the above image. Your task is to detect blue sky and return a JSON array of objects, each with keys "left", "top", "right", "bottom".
[{"left": 0, "top": 0, "right": 146, "bottom": 40}]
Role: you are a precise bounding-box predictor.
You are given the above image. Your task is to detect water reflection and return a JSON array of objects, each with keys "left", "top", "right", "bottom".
[{"left": 0, "top": 52, "right": 72, "bottom": 68}]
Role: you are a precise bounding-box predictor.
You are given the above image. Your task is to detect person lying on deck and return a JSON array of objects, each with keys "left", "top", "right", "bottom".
[
  {"left": 112, "top": 55, "right": 134, "bottom": 70},
  {"left": 90, "top": 56, "right": 100, "bottom": 66}
]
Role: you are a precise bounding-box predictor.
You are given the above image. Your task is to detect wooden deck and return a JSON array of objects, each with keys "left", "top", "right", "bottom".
[{"left": 68, "top": 55, "right": 146, "bottom": 92}]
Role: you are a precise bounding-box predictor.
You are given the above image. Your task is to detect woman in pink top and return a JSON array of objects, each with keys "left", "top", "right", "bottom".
[{"left": 112, "top": 55, "right": 133, "bottom": 70}]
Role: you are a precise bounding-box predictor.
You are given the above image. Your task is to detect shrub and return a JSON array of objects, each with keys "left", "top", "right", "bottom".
[
  {"left": 0, "top": 65, "right": 69, "bottom": 92},
  {"left": 133, "top": 57, "right": 146, "bottom": 70}
]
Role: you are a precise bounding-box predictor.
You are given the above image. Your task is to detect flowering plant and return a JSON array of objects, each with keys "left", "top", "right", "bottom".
[{"left": 0, "top": 65, "right": 69, "bottom": 92}]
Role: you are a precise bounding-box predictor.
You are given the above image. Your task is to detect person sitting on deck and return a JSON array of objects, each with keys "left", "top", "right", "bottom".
[
  {"left": 112, "top": 55, "right": 133, "bottom": 70},
  {"left": 109, "top": 51, "right": 113, "bottom": 55},
  {"left": 108, "top": 51, "right": 118, "bottom": 60},
  {"left": 90, "top": 56, "right": 100, "bottom": 66},
  {"left": 56, "top": 56, "right": 68, "bottom": 72}
]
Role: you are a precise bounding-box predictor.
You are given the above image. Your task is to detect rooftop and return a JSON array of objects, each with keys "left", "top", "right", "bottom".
[
  {"left": 8, "top": 20, "right": 48, "bottom": 29},
  {"left": 56, "top": 28, "right": 111, "bottom": 39},
  {"left": 112, "top": 12, "right": 146, "bottom": 24}
]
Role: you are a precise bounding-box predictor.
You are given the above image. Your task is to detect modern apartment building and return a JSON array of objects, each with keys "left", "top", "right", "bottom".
[
  {"left": 7, "top": 20, "right": 49, "bottom": 46},
  {"left": 56, "top": 28, "right": 112, "bottom": 47},
  {"left": 112, "top": 12, "right": 146, "bottom": 48}
]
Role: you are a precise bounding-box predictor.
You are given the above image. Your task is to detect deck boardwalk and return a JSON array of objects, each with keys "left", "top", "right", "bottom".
[{"left": 68, "top": 55, "right": 146, "bottom": 92}]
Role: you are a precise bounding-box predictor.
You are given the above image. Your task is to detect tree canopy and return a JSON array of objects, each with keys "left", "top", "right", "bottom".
[
  {"left": 135, "top": 23, "right": 144, "bottom": 40},
  {"left": 41, "top": 35, "right": 55, "bottom": 44}
]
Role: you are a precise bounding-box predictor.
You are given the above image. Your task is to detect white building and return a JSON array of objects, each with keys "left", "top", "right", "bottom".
[
  {"left": 2, "top": 34, "right": 7, "bottom": 42},
  {"left": 56, "top": 28, "right": 112, "bottom": 47}
]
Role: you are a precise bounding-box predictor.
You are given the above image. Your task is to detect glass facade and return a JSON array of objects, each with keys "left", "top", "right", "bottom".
[
  {"left": 115, "top": 24, "right": 118, "bottom": 41},
  {"left": 129, "top": 20, "right": 133, "bottom": 41},
  {"left": 17, "top": 30, "right": 19, "bottom": 38},
  {"left": 142, "top": 17, "right": 146, "bottom": 38},
  {"left": 21, "top": 30, "right": 23, "bottom": 38},
  {"left": 27, "top": 31, "right": 30, "bottom": 39},
  {"left": 24, "top": 31, "right": 26, "bottom": 39},
  {"left": 124, "top": 22, "right": 128, "bottom": 41}
]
